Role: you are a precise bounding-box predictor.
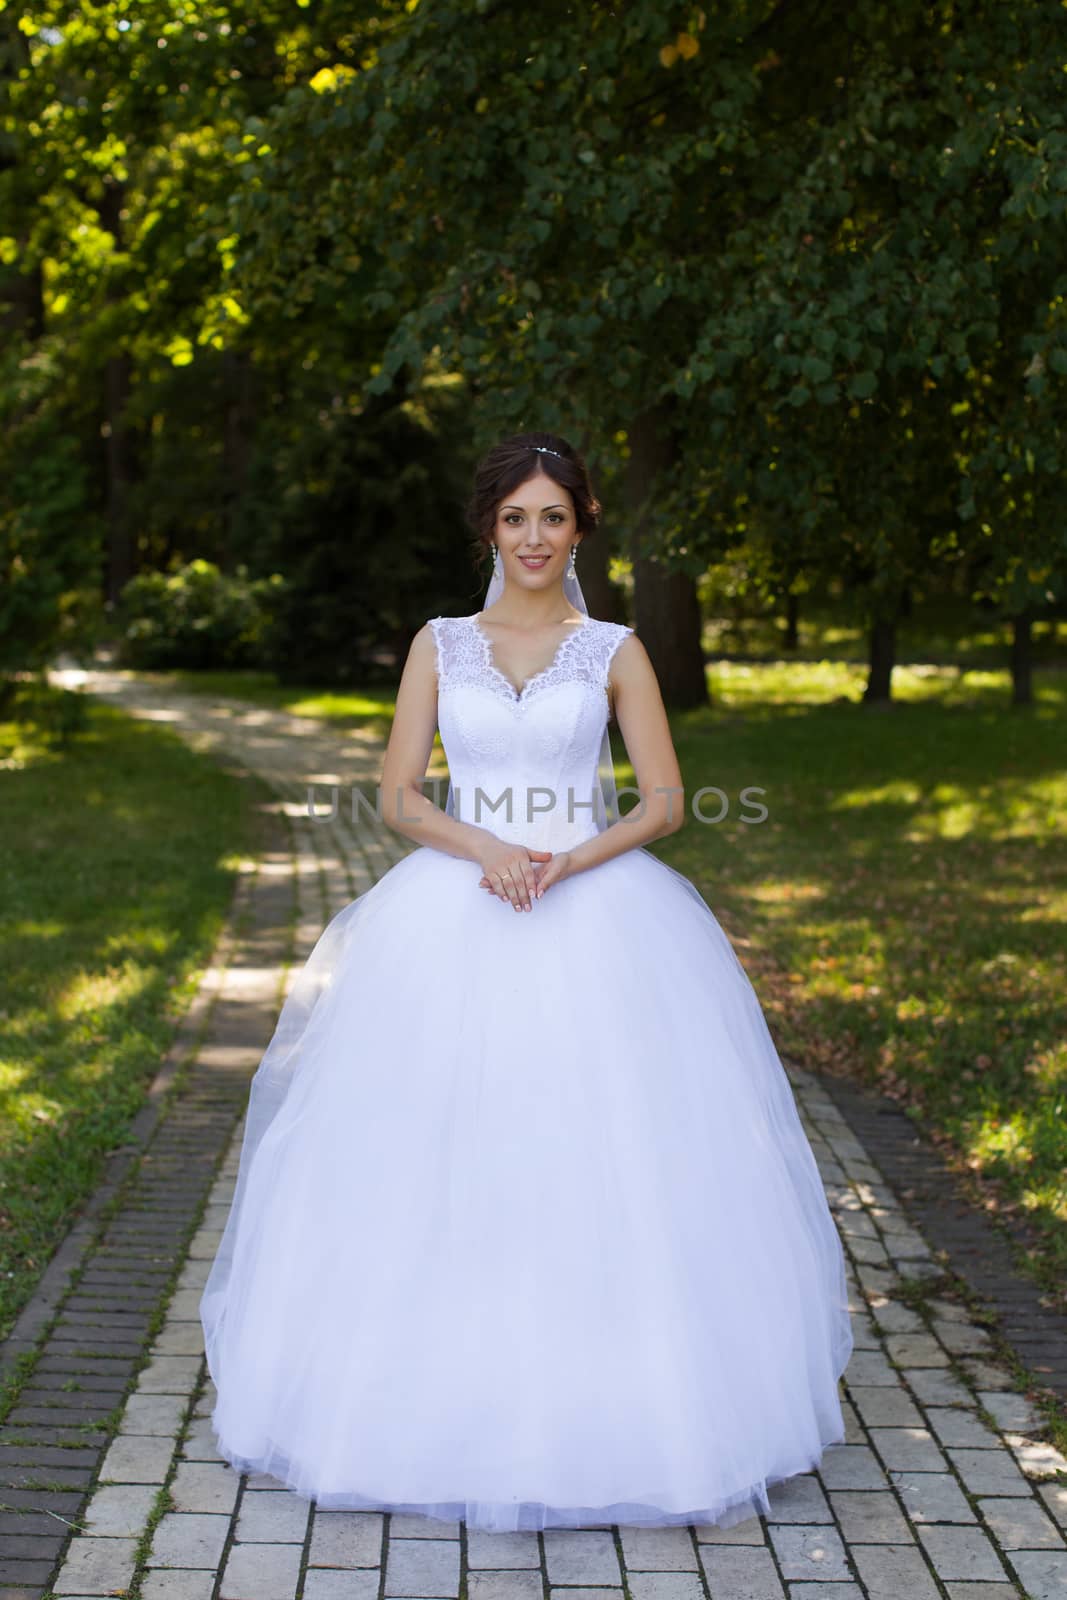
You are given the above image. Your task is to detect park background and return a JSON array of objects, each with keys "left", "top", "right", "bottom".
[{"left": 1, "top": 0, "right": 1065, "bottom": 1445}]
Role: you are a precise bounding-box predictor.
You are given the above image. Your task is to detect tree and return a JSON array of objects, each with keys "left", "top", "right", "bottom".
[
  {"left": 205, "top": 1, "right": 1065, "bottom": 703},
  {"left": 5, "top": 3, "right": 1064, "bottom": 702}
]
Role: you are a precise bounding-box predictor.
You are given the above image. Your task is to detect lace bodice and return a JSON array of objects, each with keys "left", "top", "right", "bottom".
[{"left": 429, "top": 613, "right": 633, "bottom": 851}]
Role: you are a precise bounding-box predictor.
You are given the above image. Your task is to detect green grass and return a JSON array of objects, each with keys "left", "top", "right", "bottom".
[
  {"left": 0, "top": 691, "right": 258, "bottom": 1342},
  {"left": 652, "top": 660, "right": 1067, "bottom": 1301}
]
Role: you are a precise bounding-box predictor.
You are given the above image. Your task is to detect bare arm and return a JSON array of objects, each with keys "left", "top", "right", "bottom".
[
  {"left": 378, "top": 624, "right": 496, "bottom": 863},
  {"left": 561, "top": 632, "right": 686, "bottom": 876}
]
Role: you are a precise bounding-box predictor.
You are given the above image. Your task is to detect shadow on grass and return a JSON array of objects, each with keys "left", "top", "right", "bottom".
[
  {"left": 655, "top": 671, "right": 1067, "bottom": 1293},
  {"left": 0, "top": 700, "right": 258, "bottom": 1340}
]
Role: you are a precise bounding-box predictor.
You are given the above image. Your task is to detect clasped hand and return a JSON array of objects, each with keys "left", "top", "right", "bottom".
[{"left": 477, "top": 843, "right": 573, "bottom": 911}]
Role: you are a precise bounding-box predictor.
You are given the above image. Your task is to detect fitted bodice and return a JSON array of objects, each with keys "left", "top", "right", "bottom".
[{"left": 429, "top": 613, "right": 634, "bottom": 852}]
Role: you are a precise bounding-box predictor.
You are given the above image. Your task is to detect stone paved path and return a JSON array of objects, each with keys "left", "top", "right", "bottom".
[{"left": 10, "top": 667, "right": 1065, "bottom": 1600}]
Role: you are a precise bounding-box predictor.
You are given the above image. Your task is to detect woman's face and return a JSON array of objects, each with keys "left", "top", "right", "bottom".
[{"left": 492, "top": 469, "right": 581, "bottom": 593}]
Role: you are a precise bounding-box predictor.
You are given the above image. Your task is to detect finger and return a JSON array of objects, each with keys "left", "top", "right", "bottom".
[
  {"left": 507, "top": 859, "right": 530, "bottom": 911},
  {"left": 516, "top": 862, "right": 535, "bottom": 911}
]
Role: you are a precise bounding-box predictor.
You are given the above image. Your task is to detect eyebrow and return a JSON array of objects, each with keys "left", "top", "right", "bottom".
[{"left": 501, "top": 503, "right": 567, "bottom": 512}]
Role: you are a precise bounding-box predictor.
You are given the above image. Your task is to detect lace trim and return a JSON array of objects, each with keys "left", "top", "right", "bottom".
[
  {"left": 470, "top": 613, "right": 590, "bottom": 702},
  {"left": 430, "top": 614, "right": 633, "bottom": 708}
]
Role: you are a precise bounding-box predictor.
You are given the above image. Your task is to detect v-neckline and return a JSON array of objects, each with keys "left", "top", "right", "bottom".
[{"left": 470, "top": 612, "right": 589, "bottom": 702}]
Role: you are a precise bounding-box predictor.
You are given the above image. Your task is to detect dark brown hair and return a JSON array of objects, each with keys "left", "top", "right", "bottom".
[{"left": 465, "top": 431, "right": 602, "bottom": 574}]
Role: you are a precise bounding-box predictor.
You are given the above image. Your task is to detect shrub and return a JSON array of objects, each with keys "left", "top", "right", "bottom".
[{"left": 116, "top": 560, "right": 287, "bottom": 670}]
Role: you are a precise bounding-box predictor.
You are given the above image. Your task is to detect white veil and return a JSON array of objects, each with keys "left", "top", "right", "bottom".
[{"left": 442, "top": 552, "right": 622, "bottom": 831}]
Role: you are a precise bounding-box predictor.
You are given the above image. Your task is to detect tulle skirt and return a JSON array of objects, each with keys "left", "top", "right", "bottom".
[{"left": 199, "top": 841, "right": 853, "bottom": 1532}]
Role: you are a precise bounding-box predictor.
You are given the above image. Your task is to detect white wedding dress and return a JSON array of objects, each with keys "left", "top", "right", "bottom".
[{"left": 200, "top": 612, "right": 853, "bottom": 1533}]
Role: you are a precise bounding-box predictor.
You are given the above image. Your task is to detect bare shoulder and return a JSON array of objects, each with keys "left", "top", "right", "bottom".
[
  {"left": 410, "top": 618, "right": 451, "bottom": 655},
  {"left": 399, "top": 621, "right": 440, "bottom": 682},
  {"left": 410, "top": 620, "right": 438, "bottom": 649},
  {"left": 598, "top": 623, "right": 654, "bottom": 722},
  {"left": 604, "top": 623, "right": 651, "bottom": 678}
]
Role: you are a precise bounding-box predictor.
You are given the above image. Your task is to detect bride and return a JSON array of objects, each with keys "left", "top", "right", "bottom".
[{"left": 199, "top": 430, "right": 854, "bottom": 1534}]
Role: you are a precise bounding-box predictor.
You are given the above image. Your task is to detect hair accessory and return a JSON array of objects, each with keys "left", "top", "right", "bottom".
[{"left": 532, "top": 445, "right": 563, "bottom": 459}]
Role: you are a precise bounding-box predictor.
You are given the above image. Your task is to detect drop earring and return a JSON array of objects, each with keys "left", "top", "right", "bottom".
[
  {"left": 566, "top": 544, "right": 578, "bottom": 580},
  {"left": 492, "top": 545, "right": 501, "bottom": 575}
]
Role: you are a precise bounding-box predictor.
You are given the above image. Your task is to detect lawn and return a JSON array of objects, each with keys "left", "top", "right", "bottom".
[
  {"left": 157, "top": 654, "right": 1067, "bottom": 1303},
  {"left": 0, "top": 689, "right": 260, "bottom": 1342},
  {"left": 664, "top": 659, "right": 1067, "bottom": 1304}
]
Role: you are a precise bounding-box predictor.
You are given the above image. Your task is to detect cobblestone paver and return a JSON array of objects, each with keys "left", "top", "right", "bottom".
[{"left": 20, "top": 668, "right": 1067, "bottom": 1599}]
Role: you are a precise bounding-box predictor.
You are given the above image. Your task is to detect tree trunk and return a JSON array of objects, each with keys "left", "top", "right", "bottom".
[
  {"left": 1011, "top": 607, "right": 1034, "bottom": 707},
  {"left": 864, "top": 611, "right": 896, "bottom": 703},
  {"left": 624, "top": 403, "right": 708, "bottom": 708},
  {"left": 783, "top": 589, "right": 799, "bottom": 651}
]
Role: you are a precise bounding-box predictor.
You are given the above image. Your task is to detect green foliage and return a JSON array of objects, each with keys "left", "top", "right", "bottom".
[
  {"left": 212, "top": 0, "right": 1067, "bottom": 632},
  {"left": 0, "top": 343, "right": 102, "bottom": 674},
  {"left": 262, "top": 386, "right": 477, "bottom": 685},
  {"left": 0, "top": 696, "right": 255, "bottom": 1340},
  {"left": 3, "top": 1, "right": 1066, "bottom": 683},
  {"left": 116, "top": 559, "right": 287, "bottom": 670}
]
